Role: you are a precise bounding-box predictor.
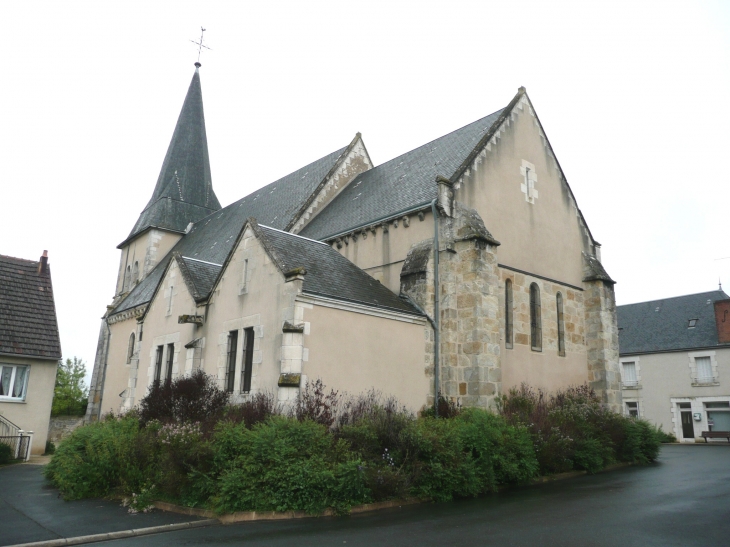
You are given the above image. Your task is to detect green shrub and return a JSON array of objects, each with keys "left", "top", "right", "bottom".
[
  {"left": 44, "top": 440, "right": 56, "bottom": 455},
  {"left": 44, "top": 414, "right": 158, "bottom": 499},
  {"left": 212, "top": 417, "right": 369, "bottom": 514},
  {"left": 0, "top": 442, "right": 12, "bottom": 464},
  {"left": 653, "top": 424, "right": 677, "bottom": 443},
  {"left": 499, "top": 383, "right": 661, "bottom": 475}
]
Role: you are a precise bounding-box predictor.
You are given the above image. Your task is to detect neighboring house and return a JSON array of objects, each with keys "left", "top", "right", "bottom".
[
  {"left": 617, "top": 290, "right": 730, "bottom": 442},
  {"left": 86, "top": 63, "right": 619, "bottom": 421},
  {"left": 0, "top": 251, "right": 62, "bottom": 455}
]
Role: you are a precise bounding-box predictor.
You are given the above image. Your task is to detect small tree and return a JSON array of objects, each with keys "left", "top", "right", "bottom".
[{"left": 51, "top": 357, "right": 89, "bottom": 416}]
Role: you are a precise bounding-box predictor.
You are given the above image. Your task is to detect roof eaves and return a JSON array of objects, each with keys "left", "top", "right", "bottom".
[
  {"left": 318, "top": 201, "right": 434, "bottom": 242},
  {"left": 301, "top": 289, "right": 424, "bottom": 317},
  {"left": 116, "top": 224, "right": 185, "bottom": 250}
]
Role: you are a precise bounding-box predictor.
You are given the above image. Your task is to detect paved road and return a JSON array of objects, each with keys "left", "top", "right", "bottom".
[
  {"left": 0, "top": 464, "right": 205, "bottom": 546},
  {"left": 3, "top": 445, "right": 729, "bottom": 546}
]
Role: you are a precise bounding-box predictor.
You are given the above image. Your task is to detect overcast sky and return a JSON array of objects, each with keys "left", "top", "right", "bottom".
[{"left": 2, "top": 1, "right": 729, "bottom": 380}]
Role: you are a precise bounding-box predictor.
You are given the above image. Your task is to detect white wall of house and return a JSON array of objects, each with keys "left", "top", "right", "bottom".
[{"left": 620, "top": 348, "right": 730, "bottom": 442}]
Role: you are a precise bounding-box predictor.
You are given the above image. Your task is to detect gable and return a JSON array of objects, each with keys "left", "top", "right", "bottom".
[
  {"left": 111, "top": 144, "right": 351, "bottom": 316},
  {"left": 299, "top": 108, "right": 506, "bottom": 241},
  {"left": 453, "top": 92, "right": 600, "bottom": 286}
]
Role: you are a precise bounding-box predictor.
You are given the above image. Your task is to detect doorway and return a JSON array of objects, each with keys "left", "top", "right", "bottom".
[{"left": 680, "top": 411, "right": 695, "bottom": 439}]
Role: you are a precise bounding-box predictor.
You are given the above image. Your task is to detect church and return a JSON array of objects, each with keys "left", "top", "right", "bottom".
[{"left": 86, "top": 63, "right": 620, "bottom": 421}]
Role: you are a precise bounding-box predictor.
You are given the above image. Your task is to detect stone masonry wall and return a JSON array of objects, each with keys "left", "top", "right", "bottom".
[
  {"left": 584, "top": 280, "right": 621, "bottom": 412},
  {"left": 400, "top": 203, "right": 502, "bottom": 410},
  {"left": 500, "top": 269, "right": 585, "bottom": 354}
]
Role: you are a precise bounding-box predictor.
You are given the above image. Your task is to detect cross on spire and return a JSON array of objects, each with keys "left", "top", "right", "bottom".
[{"left": 190, "top": 27, "right": 211, "bottom": 65}]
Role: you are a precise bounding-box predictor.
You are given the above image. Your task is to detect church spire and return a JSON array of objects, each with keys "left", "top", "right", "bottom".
[{"left": 120, "top": 65, "right": 221, "bottom": 247}]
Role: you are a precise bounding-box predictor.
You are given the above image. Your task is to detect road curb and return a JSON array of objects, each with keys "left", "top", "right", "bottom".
[
  {"left": 6, "top": 518, "right": 219, "bottom": 547},
  {"left": 154, "top": 498, "right": 426, "bottom": 524}
]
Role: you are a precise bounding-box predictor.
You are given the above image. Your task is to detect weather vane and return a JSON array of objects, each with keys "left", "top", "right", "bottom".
[{"left": 190, "top": 27, "right": 211, "bottom": 64}]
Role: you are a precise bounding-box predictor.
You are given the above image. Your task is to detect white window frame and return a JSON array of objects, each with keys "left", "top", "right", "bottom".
[
  {"left": 620, "top": 356, "right": 641, "bottom": 389},
  {"left": 0, "top": 363, "right": 30, "bottom": 402},
  {"left": 624, "top": 400, "right": 640, "bottom": 418},
  {"left": 688, "top": 351, "right": 719, "bottom": 386}
]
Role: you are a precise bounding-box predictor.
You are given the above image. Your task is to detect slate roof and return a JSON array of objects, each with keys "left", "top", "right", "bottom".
[
  {"left": 176, "top": 254, "right": 222, "bottom": 302},
  {"left": 122, "top": 68, "right": 221, "bottom": 247},
  {"left": 112, "top": 145, "right": 349, "bottom": 314},
  {"left": 256, "top": 224, "right": 422, "bottom": 315},
  {"left": 617, "top": 290, "right": 730, "bottom": 355},
  {"left": 299, "top": 108, "right": 505, "bottom": 241},
  {"left": 0, "top": 254, "right": 62, "bottom": 360}
]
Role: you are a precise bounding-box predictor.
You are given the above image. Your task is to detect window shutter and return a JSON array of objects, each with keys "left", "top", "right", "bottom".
[{"left": 622, "top": 362, "right": 637, "bottom": 385}]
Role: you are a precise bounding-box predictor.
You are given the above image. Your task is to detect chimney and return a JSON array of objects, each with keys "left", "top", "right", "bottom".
[
  {"left": 714, "top": 299, "right": 730, "bottom": 344},
  {"left": 38, "top": 250, "right": 49, "bottom": 275}
]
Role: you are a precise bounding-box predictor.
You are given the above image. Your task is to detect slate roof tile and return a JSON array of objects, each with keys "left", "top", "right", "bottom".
[
  {"left": 113, "top": 145, "right": 349, "bottom": 314},
  {"left": 299, "top": 108, "right": 505, "bottom": 241},
  {"left": 0, "top": 254, "right": 62, "bottom": 359},
  {"left": 256, "top": 225, "right": 421, "bottom": 315},
  {"left": 123, "top": 69, "right": 221, "bottom": 246},
  {"left": 617, "top": 290, "right": 729, "bottom": 354}
]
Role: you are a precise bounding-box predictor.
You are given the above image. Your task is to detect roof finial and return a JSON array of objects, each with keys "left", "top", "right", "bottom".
[
  {"left": 190, "top": 27, "right": 211, "bottom": 68},
  {"left": 720, "top": 278, "right": 723, "bottom": 291}
]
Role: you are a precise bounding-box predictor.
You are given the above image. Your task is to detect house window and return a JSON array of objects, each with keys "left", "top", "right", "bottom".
[
  {"left": 688, "top": 318, "right": 698, "bottom": 328},
  {"left": 556, "top": 292, "right": 565, "bottom": 357},
  {"left": 154, "top": 345, "right": 164, "bottom": 383},
  {"left": 625, "top": 401, "right": 639, "bottom": 418},
  {"left": 225, "top": 330, "right": 238, "bottom": 393},
  {"left": 530, "top": 283, "right": 542, "bottom": 351},
  {"left": 505, "top": 279, "right": 513, "bottom": 349},
  {"left": 165, "top": 343, "right": 175, "bottom": 382},
  {"left": 241, "top": 327, "right": 255, "bottom": 393},
  {"left": 695, "top": 356, "right": 714, "bottom": 384},
  {"left": 0, "top": 364, "right": 29, "bottom": 401},
  {"left": 622, "top": 362, "right": 638, "bottom": 387},
  {"left": 127, "top": 333, "right": 135, "bottom": 364},
  {"left": 132, "top": 261, "right": 139, "bottom": 285},
  {"left": 705, "top": 401, "right": 730, "bottom": 431}
]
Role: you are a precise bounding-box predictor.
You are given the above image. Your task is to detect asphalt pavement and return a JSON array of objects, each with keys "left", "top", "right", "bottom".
[
  {"left": 0, "top": 463, "right": 207, "bottom": 546},
  {"left": 2, "top": 444, "right": 728, "bottom": 547}
]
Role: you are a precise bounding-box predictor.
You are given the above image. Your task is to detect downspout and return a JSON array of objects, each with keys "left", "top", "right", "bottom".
[{"left": 431, "top": 199, "right": 440, "bottom": 417}]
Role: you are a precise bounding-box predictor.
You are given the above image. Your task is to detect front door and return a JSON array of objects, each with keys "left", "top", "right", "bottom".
[{"left": 681, "top": 411, "right": 695, "bottom": 438}]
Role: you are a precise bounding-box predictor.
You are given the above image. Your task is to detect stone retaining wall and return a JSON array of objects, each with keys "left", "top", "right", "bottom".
[{"left": 47, "top": 415, "right": 85, "bottom": 443}]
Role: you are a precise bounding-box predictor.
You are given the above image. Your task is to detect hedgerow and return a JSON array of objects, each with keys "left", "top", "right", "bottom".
[{"left": 45, "top": 380, "right": 660, "bottom": 514}]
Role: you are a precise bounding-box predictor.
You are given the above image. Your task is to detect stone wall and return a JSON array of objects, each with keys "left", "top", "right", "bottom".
[
  {"left": 47, "top": 416, "right": 85, "bottom": 444},
  {"left": 400, "top": 203, "right": 502, "bottom": 410},
  {"left": 584, "top": 280, "right": 621, "bottom": 412},
  {"left": 500, "top": 269, "right": 585, "bottom": 354}
]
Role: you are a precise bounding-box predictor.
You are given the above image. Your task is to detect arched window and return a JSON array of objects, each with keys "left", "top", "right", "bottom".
[
  {"left": 505, "top": 279, "right": 513, "bottom": 348},
  {"left": 530, "top": 283, "right": 542, "bottom": 351},
  {"left": 556, "top": 292, "right": 565, "bottom": 357},
  {"left": 132, "top": 261, "right": 139, "bottom": 285},
  {"left": 124, "top": 265, "right": 131, "bottom": 292},
  {"left": 126, "top": 332, "right": 135, "bottom": 364}
]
